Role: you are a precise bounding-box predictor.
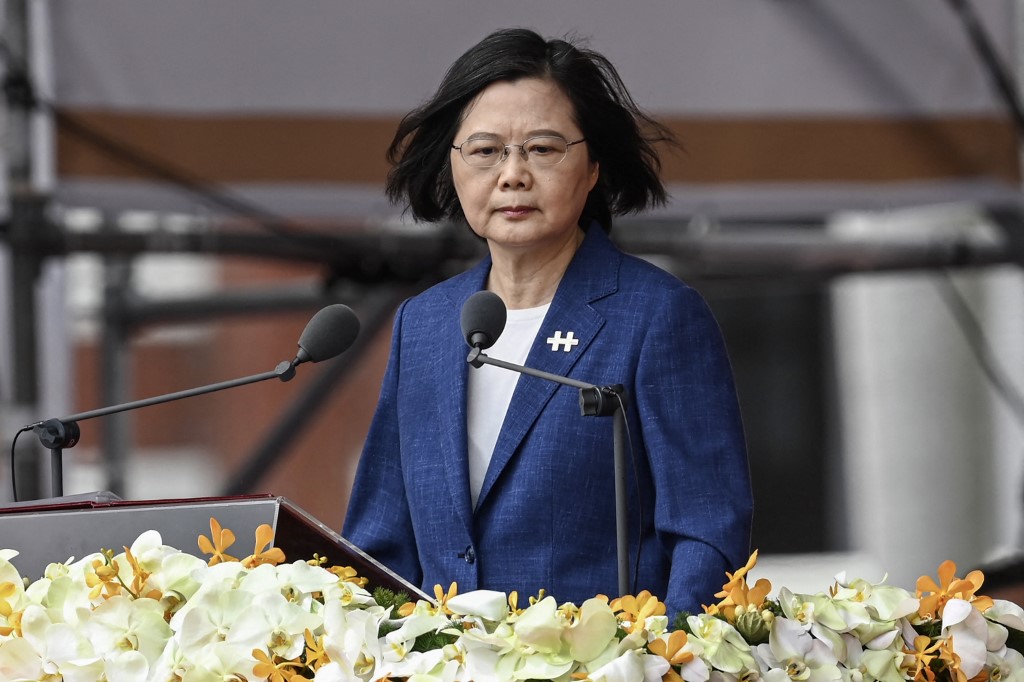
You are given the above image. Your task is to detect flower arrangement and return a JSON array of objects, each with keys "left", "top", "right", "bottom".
[{"left": 0, "top": 519, "right": 1021, "bottom": 682}]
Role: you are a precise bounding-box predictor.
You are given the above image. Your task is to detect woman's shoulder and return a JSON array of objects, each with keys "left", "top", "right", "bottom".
[
  {"left": 399, "top": 264, "right": 485, "bottom": 316},
  {"left": 615, "top": 249, "right": 701, "bottom": 301}
]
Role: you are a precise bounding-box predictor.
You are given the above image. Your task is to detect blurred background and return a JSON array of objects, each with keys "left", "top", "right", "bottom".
[{"left": 1, "top": 0, "right": 1022, "bottom": 592}]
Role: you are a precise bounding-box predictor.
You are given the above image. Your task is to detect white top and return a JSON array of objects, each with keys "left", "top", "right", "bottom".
[{"left": 466, "top": 302, "right": 550, "bottom": 509}]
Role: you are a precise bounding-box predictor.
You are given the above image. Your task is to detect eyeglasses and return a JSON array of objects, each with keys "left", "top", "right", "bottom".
[{"left": 452, "top": 135, "right": 586, "bottom": 168}]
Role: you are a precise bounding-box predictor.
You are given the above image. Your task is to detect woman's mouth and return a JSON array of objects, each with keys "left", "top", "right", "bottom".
[{"left": 498, "top": 205, "right": 535, "bottom": 218}]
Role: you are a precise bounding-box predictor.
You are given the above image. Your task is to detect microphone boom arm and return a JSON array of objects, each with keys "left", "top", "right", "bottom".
[
  {"left": 61, "top": 361, "right": 296, "bottom": 425},
  {"left": 467, "top": 347, "right": 621, "bottom": 417},
  {"left": 29, "top": 360, "right": 299, "bottom": 499}
]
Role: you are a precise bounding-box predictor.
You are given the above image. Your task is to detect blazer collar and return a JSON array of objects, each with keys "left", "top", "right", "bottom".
[
  {"left": 475, "top": 226, "right": 622, "bottom": 510},
  {"left": 435, "top": 226, "right": 623, "bottom": 524}
]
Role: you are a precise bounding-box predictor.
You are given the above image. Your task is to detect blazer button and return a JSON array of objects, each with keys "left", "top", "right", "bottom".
[{"left": 463, "top": 546, "right": 476, "bottom": 564}]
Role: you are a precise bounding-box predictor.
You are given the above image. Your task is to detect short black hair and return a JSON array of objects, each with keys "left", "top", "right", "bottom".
[{"left": 385, "top": 28, "right": 674, "bottom": 232}]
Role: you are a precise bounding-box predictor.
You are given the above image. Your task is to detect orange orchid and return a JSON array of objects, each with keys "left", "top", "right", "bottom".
[
  {"left": 937, "top": 637, "right": 969, "bottom": 682},
  {"left": 197, "top": 517, "right": 238, "bottom": 565},
  {"left": 398, "top": 581, "right": 459, "bottom": 617},
  {"left": 0, "top": 581, "right": 16, "bottom": 612},
  {"left": 648, "top": 630, "right": 695, "bottom": 682},
  {"left": 251, "top": 649, "right": 304, "bottom": 682},
  {"left": 508, "top": 590, "right": 524, "bottom": 616},
  {"left": 916, "top": 560, "right": 994, "bottom": 619},
  {"left": 716, "top": 577, "right": 773, "bottom": 623},
  {"left": 302, "top": 628, "right": 330, "bottom": 671},
  {"left": 610, "top": 590, "right": 666, "bottom": 633},
  {"left": 122, "top": 546, "right": 161, "bottom": 600},
  {"left": 85, "top": 557, "right": 123, "bottom": 600},
  {"left": 241, "top": 524, "right": 287, "bottom": 568},
  {"left": 433, "top": 581, "right": 458, "bottom": 615},
  {"left": 715, "top": 550, "right": 760, "bottom": 599},
  {"left": 705, "top": 551, "right": 772, "bottom": 622},
  {"left": 328, "top": 564, "right": 368, "bottom": 588},
  {"left": 905, "top": 634, "right": 942, "bottom": 682},
  {"left": 0, "top": 582, "right": 21, "bottom": 637},
  {"left": 0, "top": 608, "right": 23, "bottom": 638}
]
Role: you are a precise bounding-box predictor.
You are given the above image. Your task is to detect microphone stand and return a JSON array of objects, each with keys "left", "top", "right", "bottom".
[
  {"left": 466, "top": 346, "right": 631, "bottom": 597},
  {"left": 29, "top": 360, "right": 298, "bottom": 499}
]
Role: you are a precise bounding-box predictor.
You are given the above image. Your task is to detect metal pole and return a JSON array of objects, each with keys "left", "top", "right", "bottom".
[
  {"left": 613, "top": 406, "right": 629, "bottom": 597},
  {"left": 4, "top": 0, "right": 43, "bottom": 500},
  {"left": 99, "top": 249, "right": 132, "bottom": 496}
]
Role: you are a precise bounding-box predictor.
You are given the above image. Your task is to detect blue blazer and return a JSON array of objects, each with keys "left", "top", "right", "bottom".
[{"left": 343, "top": 227, "right": 752, "bottom": 616}]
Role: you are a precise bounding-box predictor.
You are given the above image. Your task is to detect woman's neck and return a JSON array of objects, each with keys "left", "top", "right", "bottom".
[{"left": 486, "top": 229, "right": 584, "bottom": 309}]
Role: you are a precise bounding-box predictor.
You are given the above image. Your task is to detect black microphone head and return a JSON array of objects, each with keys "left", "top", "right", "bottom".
[
  {"left": 461, "top": 290, "right": 506, "bottom": 350},
  {"left": 296, "top": 304, "right": 360, "bottom": 364}
]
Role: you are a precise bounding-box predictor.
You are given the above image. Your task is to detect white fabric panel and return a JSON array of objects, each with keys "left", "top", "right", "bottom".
[
  {"left": 49, "top": 0, "right": 1013, "bottom": 116},
  {"left": 830, "top": 206, "right": 1024, "bottom": 586}
]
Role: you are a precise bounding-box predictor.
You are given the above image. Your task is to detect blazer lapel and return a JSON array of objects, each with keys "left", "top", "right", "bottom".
[
  {"left": 437, "top": 260, "right": 491, "bottom": 537},
  {"left": 476, "top": 228, "right": 621, "bottom": 509}
]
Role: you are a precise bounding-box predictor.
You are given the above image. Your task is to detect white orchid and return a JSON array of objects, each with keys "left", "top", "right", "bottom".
[
  {"left": 1, "top": 525, "right": 1022, "bottom": 682},
  {"left": 81, "top": 595, "right": 170, "bottom": 664},
  {"left": 687, "top": 614, "right": 758, "bottom": 675},
  {"left": 756, "top": 618, "right": 842, "bottom": 682},
  {"left": 226, "top": 589, "right": 321, "bottom": 660},
  {"left": 986, "top": 598, "right": 1024, "bottom": 632},
  {"left": 941, "top": 597, "right": 997, "bottom": 679},
  {"left": 321, "top": 599, "right": 388, "bottom": 677}
]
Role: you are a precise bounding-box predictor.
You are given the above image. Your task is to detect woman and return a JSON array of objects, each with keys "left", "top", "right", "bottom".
[{"left": 343, "top": 28, "right": 752, "bottom": 617}]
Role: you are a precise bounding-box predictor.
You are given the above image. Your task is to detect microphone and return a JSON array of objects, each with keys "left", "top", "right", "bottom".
[
  {"left": 12, "top": 304, "right": 360, "bottom": 501},
  {"left": 460, "top": 291, "right": 506, "bottom": 350},
  {"left": 296, "top": 304, "right": 361, "bottom": 364},
  {"left": 458, "top": 293, "right": 632, "bottom": 596}
]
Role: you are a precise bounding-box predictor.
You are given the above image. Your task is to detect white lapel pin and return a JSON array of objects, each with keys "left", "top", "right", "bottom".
[{"left": 546, "top": 331, "right": 579, "bottom": 352}]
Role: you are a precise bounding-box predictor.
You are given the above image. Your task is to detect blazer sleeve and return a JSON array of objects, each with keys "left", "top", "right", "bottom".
[
  {"left": 635, "top": 284, "right": 753, "bottom": 615},
  {"left": 342, "top": 299, "right": 423, "bottom": 587}
]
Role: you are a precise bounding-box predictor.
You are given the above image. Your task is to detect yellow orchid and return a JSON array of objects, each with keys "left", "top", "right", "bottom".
[
  {"left": 241, "top": 524, "right": 287, "bottom": 568},
  {"left": 251, "top": 648, "right": 304, "bottom": 682},
  {"left": 197, "top": 517, "right": 238, "bottom": 565},
  {"left": 648, "top": 629, "right": 695, "bottom": 682},
  {"left": 916, "top": 560, "right": 994, "bottom": 619}
]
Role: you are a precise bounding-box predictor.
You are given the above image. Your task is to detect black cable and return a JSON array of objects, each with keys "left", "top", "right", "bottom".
[
  {"left": 943, "top": 0, "right": 1024, "bottom": 142},
  {"left": 932, "top": 273, "right": 1024, "bottom": 426},
  {"left": 8, "top": 425, "right": 34, "bottom": 503}
]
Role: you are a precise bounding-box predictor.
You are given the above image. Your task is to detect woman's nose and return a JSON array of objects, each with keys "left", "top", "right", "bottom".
[{"left": 498, "top": 149, "right": 532, "bottom": 188}]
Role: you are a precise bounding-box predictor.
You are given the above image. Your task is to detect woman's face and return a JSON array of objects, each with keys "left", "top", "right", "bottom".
[{"left": 450, "top": 77, "right": 599, "bottom": 257}]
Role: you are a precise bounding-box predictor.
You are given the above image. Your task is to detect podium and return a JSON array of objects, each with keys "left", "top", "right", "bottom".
[{"left": 0, "top": 492, "right": 428, "bottom": 601}]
